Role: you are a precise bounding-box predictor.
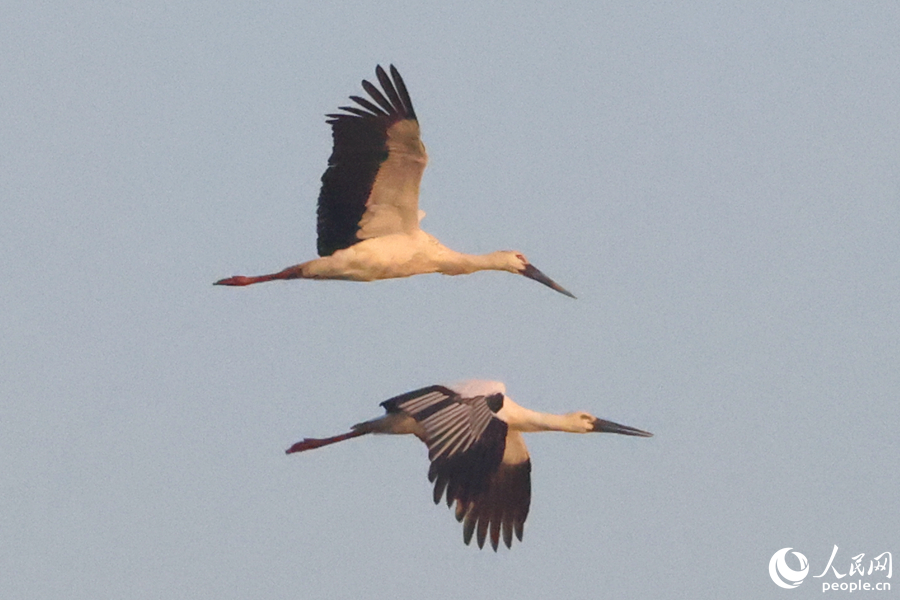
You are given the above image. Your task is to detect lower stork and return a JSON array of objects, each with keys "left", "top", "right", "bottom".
[{"left": 286, "top": 380, "right": 652, "bottom": 550}]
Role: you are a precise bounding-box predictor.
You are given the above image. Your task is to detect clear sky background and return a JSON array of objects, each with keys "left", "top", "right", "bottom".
[{"left": 2, "top": 2, "right": 898, "bottom": 599}]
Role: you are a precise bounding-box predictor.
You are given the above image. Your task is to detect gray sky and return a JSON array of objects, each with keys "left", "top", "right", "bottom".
[{"left": 2, "top": 2, "right": 898, "bottom": 599}]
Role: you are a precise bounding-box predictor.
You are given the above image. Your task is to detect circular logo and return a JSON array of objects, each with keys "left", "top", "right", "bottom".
[{"left": 769, "top": 548, "right": 810, "bottom": 589}]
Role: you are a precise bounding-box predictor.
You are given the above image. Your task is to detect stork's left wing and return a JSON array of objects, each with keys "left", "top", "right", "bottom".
[
  {"left": 381, "top": 386, "right": 532, "bottom": 550},
  {"left": 316, "top": 65, "right": 427, "bottom": 257}
]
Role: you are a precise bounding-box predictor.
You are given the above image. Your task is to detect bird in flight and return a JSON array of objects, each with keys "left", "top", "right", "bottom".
[
  {"left": 286, "top": 380, "right": 652, "bottom": 550},
  {"left": 215, "top": 65, "right": 575, "bottom": 298}
]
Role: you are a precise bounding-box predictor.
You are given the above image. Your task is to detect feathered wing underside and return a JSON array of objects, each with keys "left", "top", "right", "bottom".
[
  {"left": 316, "top": 64, "right": 427, "bottom": 257},
  {"left": 459, "top": 450, "right": 531, "bottom": 551},
  {"left": 381, "top": 385, "right": 532, "bottom": 550}
]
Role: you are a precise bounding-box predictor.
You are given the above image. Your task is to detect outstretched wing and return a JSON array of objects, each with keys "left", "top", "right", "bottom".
[
  {"left": 381, "top": 385, "right": 532, "bottom": 550},
  {"left": 317, "top": 64, "right": 428, "bottom": 257}
]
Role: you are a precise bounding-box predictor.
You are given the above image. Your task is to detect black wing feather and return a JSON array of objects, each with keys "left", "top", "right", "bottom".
[
  {"left": 361, "top": 77, "right": 396, "bottom": 115},
  {"left": 316, "top": 65, "right": 417, "bottom": 257},
  {"left": 376, "top": 66, "right": 406, "bottom": 116},
  {"left": 459, "top": 460, "right": 531, "bottom": 550},
  {"left": 389, "top": 65, "right": 417, "bottom": 119},
  {"left": 332, "top": 106, "right": 372, "bottom": 118},
  {"left": 347, "top": 96, "right": 388, "bottom": 116}
]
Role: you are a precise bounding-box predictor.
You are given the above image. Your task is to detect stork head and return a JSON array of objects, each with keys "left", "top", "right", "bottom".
[{"left": 500, "top": 251, "right": 576, "bottom": 298}]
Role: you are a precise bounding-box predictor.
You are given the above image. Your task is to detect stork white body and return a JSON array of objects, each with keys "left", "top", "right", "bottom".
[
  {"left": 215, "top": 65, "right": 575, "bottom": 298},
  {"left": 286, "top": 380, "right": 652, "bottom": 550}
]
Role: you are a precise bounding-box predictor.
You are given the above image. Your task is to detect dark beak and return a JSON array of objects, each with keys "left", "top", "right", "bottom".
[
  {"left": 520, "top": 263, "right": 576, "bottom": 298},
  {"left": 591, "top": 418, "right": 653, "bottom": 437}
]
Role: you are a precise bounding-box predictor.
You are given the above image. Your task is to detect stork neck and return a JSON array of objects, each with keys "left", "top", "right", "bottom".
[
  {"left": 498, "top": 399, "right": 582, "bottom": 433},
  {"left": 437, "top": 251, "right": 513, "bottom": 276}
]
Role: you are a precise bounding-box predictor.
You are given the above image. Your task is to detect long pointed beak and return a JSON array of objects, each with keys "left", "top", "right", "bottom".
[
  {"left": 591, "top": 418, "right": 653, "bottom": 437},
  {"left": 520, "top": 263, "right": 576, "bottom": 298}
]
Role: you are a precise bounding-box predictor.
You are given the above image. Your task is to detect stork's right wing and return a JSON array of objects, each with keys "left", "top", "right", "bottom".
[{"left": 381, "top": 385, "right": 531, "bottom": 550}]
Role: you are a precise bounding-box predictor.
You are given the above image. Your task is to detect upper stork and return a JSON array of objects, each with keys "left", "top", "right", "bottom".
[
  {"left": 215, "top": 65, "right": 575, "bottom": 298},
  {"left": 286, "top": 380, "right": 652, "bottom": 550}
]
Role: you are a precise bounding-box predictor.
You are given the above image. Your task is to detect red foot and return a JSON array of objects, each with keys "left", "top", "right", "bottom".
[
  {"left": 285, "top": 430, "right": 366, "bottom": 454},
  {"left": 215, "top": 266, "right": 304, "bottom": 286},
  {"left": 286, "top": 439, "right": 321, "bottom": 454},
  {"left": 214, "top": 275, "right": 255, "bottom": 286}
]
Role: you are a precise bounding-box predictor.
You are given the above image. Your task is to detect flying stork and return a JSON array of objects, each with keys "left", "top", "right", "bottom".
[
  {"left": 215, "top": 65, "right": 575, "bottom": 298},
  {"left": 286, "top": 380, "right": 652, "bottom": 550}
]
